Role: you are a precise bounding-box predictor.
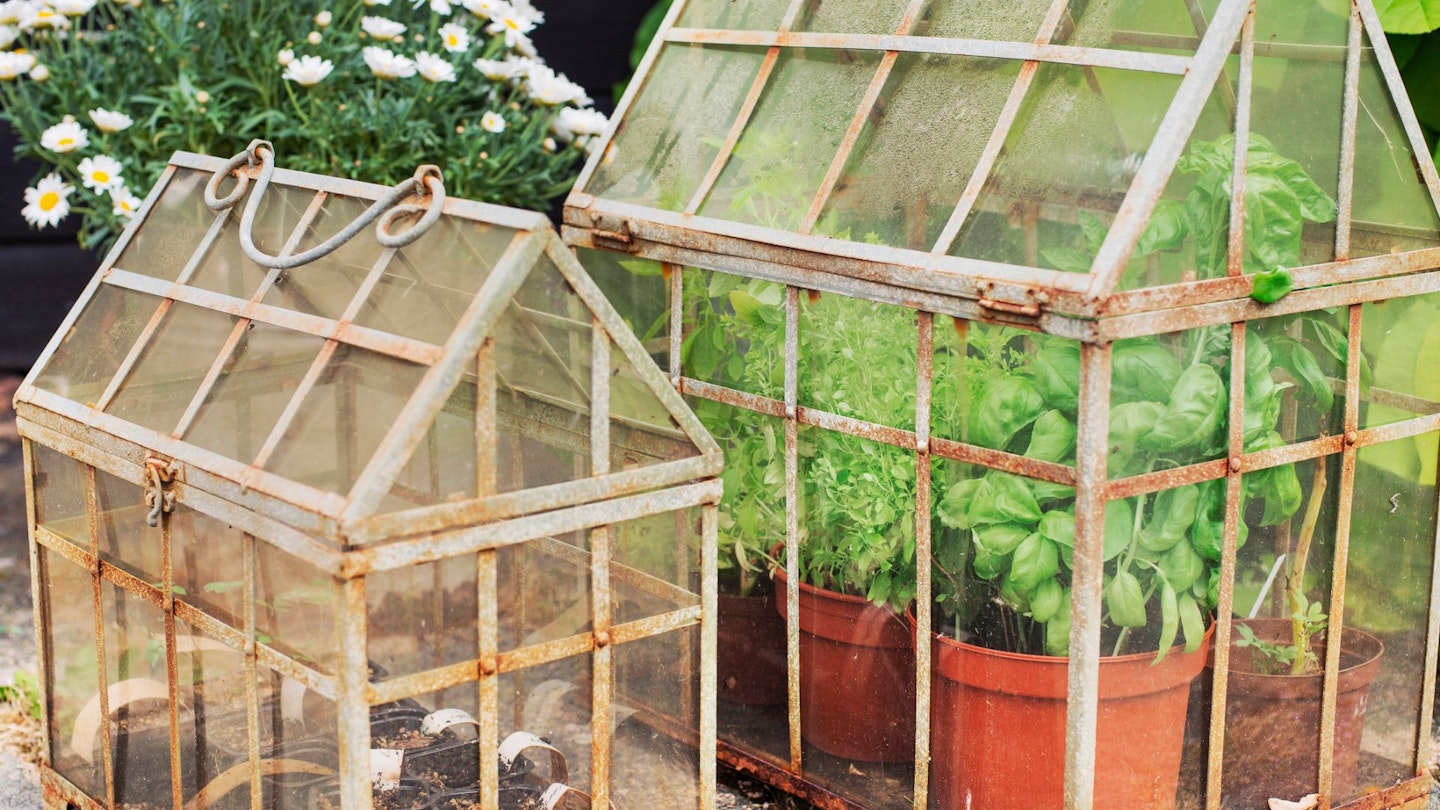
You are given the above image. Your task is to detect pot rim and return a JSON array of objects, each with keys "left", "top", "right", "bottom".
[{"left": 1216, "top": 617, "right": 1385, "bottom": 680}]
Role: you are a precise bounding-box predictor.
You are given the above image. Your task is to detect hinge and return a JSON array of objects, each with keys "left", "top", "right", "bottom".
[
  {"left": 591, "top": 213, "right": 638, "bottom": 253},
  {"left": 143, "top": 456, "right": 178, "bottom": 527},
  {"left": 976, "top": 283, "right": 1049, "bottom": 322}
]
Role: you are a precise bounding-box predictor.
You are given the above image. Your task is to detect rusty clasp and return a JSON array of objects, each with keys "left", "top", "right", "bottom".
[{"left": 143, "top": 456, "right": 178, "bottom": 528}]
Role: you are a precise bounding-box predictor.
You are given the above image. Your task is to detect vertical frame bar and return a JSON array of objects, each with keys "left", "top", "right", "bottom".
[
  {"left": 477, "top": 550, "right": 500, "bottom": 810},
  {"left": 912, "top": 312, "right": 935, "bottom": 808},
  {"left": 1065, "top": 342, "right": 1112, "bottom": 810},
  {"left": 668, "top": 263, "right": 684, "bottom": 389},
  {"left": 336, "top": 576, "right": 370, "bottom": 810},
  {"left": 160, "top": 499, "right": 183, "bottom": 810},
  {"left": 243, "top": 533, "right": 262, "bottom": 810},
  {"left": 590, "top": 321, "right": 614, "bottom": 808},
  {"left": 1226, "top": 5, "right": 1255, "bottom": 278},
  {"left": 84, "top": 465, "right": 116, "bottom": 810},
  {"left": 782, "top": 286, "right": 802, "bottom": 772},
  {"left": 22, "top": 440, "right": 52, "bottom": 772},
  {"left": 1316, "top": 304, "right": 1363, "bottom": 809},
  {"left": 700, "top": 503, "right": 719, "bottom": 810},
  {"left": 1418, "top": 430, "right": 1440, "bottom": 774},
  {"left": 1334, "top": 5, "right": 1363, "bottom": 264}
]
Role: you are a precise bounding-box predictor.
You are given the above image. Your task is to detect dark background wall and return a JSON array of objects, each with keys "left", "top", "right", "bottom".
[{"left": 0, "top": 0, "right": 657, "bottom": 372}]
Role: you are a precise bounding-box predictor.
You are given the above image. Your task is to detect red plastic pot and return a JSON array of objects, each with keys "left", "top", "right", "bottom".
[
  {"left": 718, "top": 592, "right": 787, "bottom": 706},
  {"left": 922, "top": 617, "right": 1212, "bottom": 810},
  {"left": 773, "top": 567, "right": 915, "bottom": 763},
  {"left": 1214, "top": 618, "right": 1383, "bottom": 805}
]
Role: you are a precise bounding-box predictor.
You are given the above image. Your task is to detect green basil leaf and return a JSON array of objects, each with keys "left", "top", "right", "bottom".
[
  {"left": 1158, "top": 539, "right": 1205, "bottom": 593},
  {"left": 1271, "top": 336, "right": 1334, "bottom": 413},
  {"left": 974, "top": 524, "right": 1030, "bottom": 557},
  {"left": 1107, "top": 570, "right": 1148, "bottom": 628},
  {"left": 1139, "top": 485, "right": 1200, "bottom": 553},
  {"left": 1079, "top": 211, "right": 1109, "bottom": 253},
  {"left": 1257, "top": 463, "right": 1303, "bottom": 526},
  {"left": 1033, "top": 343, "right": 1082, "bottom": 415},
  {"left": 970, "top": 377, "right": 1046, "bottom": 451},
  {"left": 1135, "top": 197, "right": 1189, "bottom": 256},
  {"left": 1104, "top": 500, "right": 1134, "bottom": 563},
  {"left": 1141, "top": 364, "right": 1226, "bottom": 452},
  {"left": 1041, "top": 247, "right": 1094, "bottom": 275},
  {"left": 1109, "top": 402, "right": 1166, "bottom": 459},
  {"left": 1179, "top": 592, "right": 1206, "bottom": 653},
  {"left": 1045, "top": 600, "right": 1072, "bottom": 657},
  {"left": 1113, "top": 339, "right": 1183, "bottom": 405},
  {"left": 1155, "top": 580, "right": 1179, "bottom": 665},
  {"left": 1025, "top": 409, "right": 1076, "bottom": 464},
  {"left": 972, "top": 542, "right": 1009, "bottom": 580},
  {"left": 987, "top": 473, "right": 1044, "bottom": 525},
  {"left": 1030, "top": 577, "right": 1064, "bottom": 624},
  {"left": 938, "top": 478, "right": 985, "bottom": 530},
  {"left": 1306, "top": 317, "right": 1349, "bottom": 367},
  {"left": 1250, "top": 268, "right": 1295, "bottom": 304},
  {"left": 1244, "top": 173, "right": 1304, "bottom": 273},
  {"left": 1039, "top": 510, "right": 1076, "bottom": 548},
  {"left": 1184, "top": 172, "right": 1230, "bottom": 279},
  {"left": 1010, "top": 533, "right": 1059, "bottom": 593}
]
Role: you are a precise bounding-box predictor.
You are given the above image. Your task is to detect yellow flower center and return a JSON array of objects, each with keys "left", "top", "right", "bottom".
[
  {"left": 57, "top": 137, "right": 73, "bottom": 147},
  {"left": 446, "top": 34, "right": 459, "bottom": 46},
  {"left": 505, "top": 18, "right": 520, "bottom": 30},
  {"left": 93, "top": 170, "right": 109, "bottom": 183},
  {"left": 39, "top": 191, "right": 59, "bottom": 211}
]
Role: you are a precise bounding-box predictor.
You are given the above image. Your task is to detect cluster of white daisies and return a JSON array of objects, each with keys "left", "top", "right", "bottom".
[
  {"left": 20, "top": 112, "right": 142, "bottom": 228},
  {"left": 279, "top": 0, "right": 610, "bottom": 152}
]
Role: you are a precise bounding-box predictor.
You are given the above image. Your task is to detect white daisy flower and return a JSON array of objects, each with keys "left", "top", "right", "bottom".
[
  {"left": 509, "top": 0, "right": 543, "bottom": 25},
  {"left": 0, "top": 24, "right": 17, "bottom": 49},
  {"left": 40, "top": 117, "right": 88, "bottom": 152},
  {"left": 526, "top": 65, "right": 589, "bottom": 107},
  {"left": 27, "top": 62, "right": 45, "bottom": 80},
  {"left": 314, "top": 10, "right": 332, "bottom": 28},
  {"left": 307, "top": 30, "right": 322, "bottom": 45},
  {"left": 480, "top": 111, "right": 505, "bottom": 133},
  {"left": 112, "top": 186, "right": 142, "bottom": 219},
  {"left": 511, "top": 33, "right": 536, "bottom": 58},
  {"left": 0, "top": 49, "right": 33, "bottom": 79},
  {"left": 437, "top": 21, "right": 468, "bottom": 52},
  {"left": 413, "top": 0, "right": 452, "bottom": 14},
  {"left": 473, "top": 57, "right": 517, "bottom": 81},
  {"left": 360, "top": 15, "right": 405, "bottom": 39},
  {"left": 77, "top": 155, "right": 123, "bottom": 192},
  {"left": 363, "top": 0, "right": 393, "bottom": 5},
  {"left": 486, "top": 7, "right": 534, "bottom": 49},
  {"left": 0, "top": 3, "right": 27, "bottom": 26},
  {"left": 551, "top": 107, "right": 608, "bottom": 142},
  {"left": 49, "top": 0, "right": 94, "bottom": 16},
  {"left": 362, "top": 46, "right": 415, "bottom": 79},
  {"left": 414, "top": 51, "right": 456, "bottom": 82},
  {"left": 277, "top": 48, "right": 295, "bottom": 66},
  {"left": 88, "top": 107, "right": 133, "bottom": 132},
  {"left": 21, "top": 173, "right": 73, "bottom": 229},
  {"left": 462, "top": 0, "right": 509, "bottom": 20},
  {"left": 283, "top": 54, "right": 334, "bottom": 86},
  {"left": 18, "top": 4, "right": 67, "bottom": 30}
]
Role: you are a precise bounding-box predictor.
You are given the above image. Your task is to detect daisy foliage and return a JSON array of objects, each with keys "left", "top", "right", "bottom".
[{"left": 0, "top": 0, "right": 603, "bottom": 250}]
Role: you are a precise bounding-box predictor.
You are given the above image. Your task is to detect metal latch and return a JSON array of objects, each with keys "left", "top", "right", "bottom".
[
  {"left": 591, "top": 213, "right": 638, "bottom": 253},
  {"left": 143, "top": 456, "right": 178, "bottom": 527},
  {"left": 976, "top": 282, "right": 1047, "bottom": 320}
]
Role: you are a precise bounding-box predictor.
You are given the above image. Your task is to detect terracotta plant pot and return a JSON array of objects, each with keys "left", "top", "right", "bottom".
[
  {"left": 1215, "top": 618, "right": 1383, "bottom": 806},
  {"left": 922, "top": 615, "right": 1212, "bottom": 810},
  {"left": 717, "top": 589, "right": 787, "bottom": 706},
  {"left": 773, "top": 567, "right": 915, "bottom": 763}
]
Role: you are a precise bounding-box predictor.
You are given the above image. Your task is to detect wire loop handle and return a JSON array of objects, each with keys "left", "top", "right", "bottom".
[{"left": 204, "top": 139, "right": 446, "bottom": 270}]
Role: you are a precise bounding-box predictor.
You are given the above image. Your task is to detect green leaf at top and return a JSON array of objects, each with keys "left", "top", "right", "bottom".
[
  {"left": 1251, "top": 268, "right": 1295, "bottom": 304},
  {"left": 1141, "top": 364, "right": 1226, "bottom": 453},
  {"left": 1025, "top": 410, "right": 1076, "bottom": 464},
  {"left": 1376, "top": 0, "right": 1440, "bottom": 34},
  {"left": 1107, "top": 570, "right": 1147, "bottom": 628},
  {"left": 1009, "top": 533, "right": 1059, "bottom": 593}
]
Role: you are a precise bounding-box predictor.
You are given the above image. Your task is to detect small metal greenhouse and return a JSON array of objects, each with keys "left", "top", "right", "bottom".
[
  {"left": 563, "top": 0, "right": 1440, "bottom": 808},
  {"left": 19, "top": 143, "right": 723, "bottom": 810}
]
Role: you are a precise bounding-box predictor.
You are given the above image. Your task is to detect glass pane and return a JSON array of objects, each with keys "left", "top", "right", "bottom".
[
  {"left": 1058, "top": 0, "right": 1207, "bottom": 52},
  {"left": 497, "top": 652, "right": 593, "bottom": 796},
  {"left": 181, "top": 321, "right": 326, "bottom": 462},
  {"left": 104, "top": 301, "right": 240, "bottom": 436},
  {"left": 34, "top": 443, "right": 87, "bottom": 544},
  {"left": 101, "top": 580, "right": 181, "bottom": 809},
  {"left": 613, "top": 628, "right": 701, "bottom": 809},
  {"left": 613, "top": 511, "right": 701, "bottom": 628},
  {"left": 175, "top": 621, "right": 254, "bottom": 797},
  {"left": 815, "top": 54, "right": 1022, "bottom": 251},
  {"left": 1108, "top": 325, "right": 1230, "bottom": 478},
  {"left": 367, "top": 555, "right": 477, "bottom": 681},
  {"left": 44, "top": 552, "right": 103, "bottom": 800},
  {"left": 576, "top": 248, "right": 670, "bottom": 373},
  {"left": 1227, "top": 453, "right": 1343, "bottom": 805},
  {"left": 1255, "top": 0, "right": 1351, "bottom": 48},
  {"left": 116, "top": 169, "right": 218, "bottom": 282},
  {"left": 170, "top": 505, "right": 247, "bottom": 624},
  {"left": 259, "top": 194, "right": 380, "bottom": 321},
  {"left": 1245, "top": 310, "right": 1347, "bottom": 448},
  {"left": 1335, "top": 441, "right": 1436, "bottom": 803},
  {"left": 498, "top": 532, "right": 591, "bottom": 653},
  {"left": 675, "top": 0, "right": 789, "bottom": 30},
  {"left": 1361, "top": 293, "right": 1440, "bottom": 452},
  {"left": 792, "top": 0, "right": 908, "bottom": 34},
  {"left": 187, "top": 185, "right": 314, "bottom": 300},
  {"left": 799, "top": 291, "right": 916, "bottom": 429},
  {"left": 609, "top": 341, "right": 698, "bottom": 471},
  {"left": 33, "top": 285, "right": 162, "bottom": 407},
  {"left": 1351, "top": 36, "right": 1440, "bottom": 259},
  {"left": 95, "top": 468, "right": 163, "bottom": 586},
  {"left": 263, "top": 346, "right": 428, "bottom": 495},
  {"left": 949, "top": 65, "right": 1181, "bottom": 269},
  {"left": 379, "top": 383, "right": 478, "bottom": 513},
  {"left": 351, "top": 216, "right": 516, "bottom": 345},
  {"left": 252, "top": 659, "right": 337, "bottom": 810},
  {"left": 698, "top": 48, "right": 883, "bottom": 231},
  {"left": 680, "top": 268, "right": 784, "bottom": 400},
  {"left": 914, "top": 1, "right": 1048, "bottom": 40},
  {"left": 793, "top": 426, "right": 914, "bottom": 806},
  {"left": 1115, "top": 67, "right": 1236, "bottom": 291},
  {"left": 930, "top": 317, "right": 1082, "bottom": 462},
  {"left": 587, "top": 43, "right": 769, "bottom": 212},
  {"left": 255, "top": 540, "right": 339, "bottom": 675}
]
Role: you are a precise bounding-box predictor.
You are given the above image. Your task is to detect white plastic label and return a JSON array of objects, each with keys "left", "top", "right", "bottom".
[
  {"left": 497, "top": 731, "right": 546, "bottom": 769},
  {"left": 421, "top": 707, "right": 479, "bottom": 737},
  {"left": 540, "top": 783, "right": 571, "bottom": 810},
  {"left": 280, "top": 677, "right": 307, "bottom": 723},
  {"left": 370, "top": 748, "right": 404, "bottom": 790}
]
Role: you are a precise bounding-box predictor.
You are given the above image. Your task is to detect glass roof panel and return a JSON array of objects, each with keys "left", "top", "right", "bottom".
[
  {"left": 791, "top": 0, "right": 910, "bottom": 35},
  {"left": 260, "top": 194, "right": 382, "bottom": 321},
  {"left": 105, "top": 301, "right": 241, "bottom": 435},
  {"left": 947, "top": 64, "right": 1182, "bottom": 270},
  {"left": 187, "top": 184, "right": 316, "bottom": 300},
  {"left": 588, "top": 43, "right": 768, "bottom": 213},
  {"left": 674, "top": 0, "right": 790, "bottom": 31},
  {"left": 1056, "top": 0, "right": 1214, "bottom": 54},
  {"left": 814, "top": 53, "right": 1023, "bottom": 251},
  {"left": 379, "top": 382, "right": 478, "bottom": 513},
  {"left": 33, "top": 285, "right": 162, "bottom": 407},
  {"left": 696, "top": 47, "right": 885, "bottom": 231},
  {"left": 115, "top": 169, "right": 218, "bottom": 282},
  {"left": 914, "top": 1, "right": 1048, "bottom": 41}
]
